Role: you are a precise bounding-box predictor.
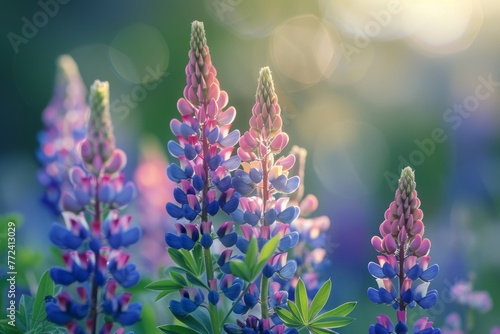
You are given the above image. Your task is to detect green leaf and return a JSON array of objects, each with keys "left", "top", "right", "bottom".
[
  {"left": 308, "top": 326, "right": 337, "bottom": 334},
  {"left": 169, "top": 267, "right": 209, "bottom": 290},
  {"left": 287, "top": 300, "right": 304, "bottom": 323},
  {"left": 19, "top": 294, "right": 32, "bottom": 330},
  {"left": 0, "top": 323, "right": 23, "bottom": 334},
  {"left": 229, "top": 259, "right": 252, "bottom": 282},
  {"left": 31, "top": 270, "right": 54, "bottom": 328},
  {"left": 171, "top": 313, "right": 210, "bottom": 334},
  {"left": 253, "top": 235, "right": 279, "bottom": 278},
  {"left": 154, "top": 290, "right": 174, "bottom": 302},
  {"left": 312, "top": 317, "right": 355, "bottom": 328},
  {"left": 295, "top": 279, "right": 309, "bottom": 323},
  {"left": 146, "top": 279, "right": 184, "bottom": 291},
  {"left": 275, "top": 307, "right": 303, "bottom": 327},
  {"left": 313, "top": 301, "right": 356, "bottom": 321},
  {"left": 244, "top": 237, "right": 258, "bottom": 269},
  {"left": 168, "top": 248, "right": 189, "bottom": 271},
  {"left": 168, "top": 271, "right": 188, "bottom": 286},
  {"left": 192, "top": 244, "right": 205, "bottom": 275},
  {"left": 158, "top": 325, "right": 200, "bottom": 334},
  {"left": 308, "top": 279, "right": 331, "bottom": 320},
  {"left": 179, "top": 249, "right": 197, "bottom": 273}
]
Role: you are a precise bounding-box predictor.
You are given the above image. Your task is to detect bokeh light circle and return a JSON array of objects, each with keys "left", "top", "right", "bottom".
[
  {"left": 110, "top": 23, "right": 169, "bottom": 84},
  {"left": 271, "top": 15, "right": 342, "bottom": 88}
]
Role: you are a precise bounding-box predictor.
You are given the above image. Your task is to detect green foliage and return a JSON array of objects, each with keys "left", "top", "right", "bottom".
[
  {"left": 1, "top": 270, "right": 66, "bottom": 334},
  {"left": 276, "top": 279, "right": 356, "bottom": 334},
  {"left": 228, "top": 235, "right": 279, "bottom": 282}
]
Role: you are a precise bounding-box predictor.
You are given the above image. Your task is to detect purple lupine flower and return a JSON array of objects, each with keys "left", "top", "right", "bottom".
[
  {"left": 37, "top": 55, "right": 89, "bottom": 215},
  {"left": 46, "top": 80, "right": 141, "bottom": 333},
  {"left": 225, "top": 67, "right": 300, "bottom": 328},
  {"left": 163, "top": 21, "right": 242, "bottom": 327},
  {"left": 165, "top": 20, "right": 240, "bottom": 224},
  {"left": 368, "top": 167, "right": 440, "bottom": 332},
  {"left": 451, "top": 279, "right": 493, "bottom": 312}
]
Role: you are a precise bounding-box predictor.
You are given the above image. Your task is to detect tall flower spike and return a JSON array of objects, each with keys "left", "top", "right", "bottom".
[
  {"left": 37, "top": 55, "right": 89, "bottom": 215},
  {"left": 368, "top": 167, "right": 440, "bottom": 333},
  {"left": 160, "top": 21, "right": 241, "bottom": 334},
  {"left": 46, "top": 79, "right": 141, "bottom": 333}
]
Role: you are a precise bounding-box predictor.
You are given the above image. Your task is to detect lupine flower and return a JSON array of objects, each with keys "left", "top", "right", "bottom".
[
  {"left": 221, "top": 66, "right": 302, "bottom": 331},
  {"left": 46, "top": 289, "right": 89, "bottom": 325},
  {"left": 37, "top": 55, "right": 89, "bottom": 215},
  {"left": 102, "top": 281, "right": 142, "bottom": 326},
  {"left": 45, "top": 80, "right": 141, "bottom": 333},
  {"left": 169, "top": 287, "right": 205, "bottom": 317},
  {"left": 368, "top": 167, "right": 440, "bottom": 332},
  {"left": 281, "top": 145, "right": 331, "bottom": 300},
  {"left": 451, "top": 279, "right": 493, "bottom": 312},
  {"left": 165, "top": 20, "right": 240, "bottom": 225}
]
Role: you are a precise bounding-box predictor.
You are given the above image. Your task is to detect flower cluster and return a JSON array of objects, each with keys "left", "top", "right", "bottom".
[
  {"left": 368, "top": 167, "right": 440, "bottom": 333},
  {"left": 224, "top": 66, "right": 301, "bottom": 330},
  {"left": 150, "top": 21, "right": 355, "bottom": 334},
  {"left": 45, "top": 80, "right": 141, "bottom": 334},
  {"left": 37, "top": 55, "right": 89, "bottom": 215},
  {"left": 286, "top": 145, "right": 331, "bottom": 300}
]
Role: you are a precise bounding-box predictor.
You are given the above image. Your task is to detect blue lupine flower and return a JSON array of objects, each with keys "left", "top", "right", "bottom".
[
  {"left": 45, "top": 289, "right": 89, "bottom": 325},
  {"left": 220, "top": 274, "right": 244, "bottom": 300},
  {"left": 108, "top": 251, "right": 141, "bottom": 288},
  {"left": 165, "top": 223, "right": 200, "bottom": 250},
  {"left": 104, "top": 211, "right": 141, "bottom": 249},
  {"left": 49, "top": 212, "right": 89, "bottom": 250},
  {"left": 102, "top": 280, "right": 142, "bottom": 326},
  {"left": 169, "top": 287, "right": 204, "bottom": 317},
  {"left": 217, "top": 221, "right": 238, "bottom": 247},
  {"left": 50, "top": 251, "right": 93, "bottom": 285}
]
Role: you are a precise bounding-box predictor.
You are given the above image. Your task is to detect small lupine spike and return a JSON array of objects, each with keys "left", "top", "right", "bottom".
[
  {"left": 368, "top": 167, "right": 440, "bottom": 332},
  {"left": 88, "top": 80, "right": 115, "bottom": 167}
]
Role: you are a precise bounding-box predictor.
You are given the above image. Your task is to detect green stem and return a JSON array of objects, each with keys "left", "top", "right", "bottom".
[
  {"left": 221, "top": 283, "right": 252, "bottom": 328},
  {"left": 201, "top": 114, "right": 219, "bottom": 334},
  {"left": 261, "top": 276, "right": 269, "bottom": 318},
  {"left": 204, "top": 247, "right": 219, "bottom": 333},
  {"left": 89, "top": 179, "right": 101, "bottom": 334},
  {"left": 261, "top": 152, "right": 270, "bottom": 321}
]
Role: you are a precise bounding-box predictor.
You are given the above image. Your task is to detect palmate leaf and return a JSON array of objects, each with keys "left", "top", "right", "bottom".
[
  {"left": 276, "top": 279, "right": 356, "bottom": 332},
  {"left": 229, "top": 236, "right": 280, "bottom": 283}
]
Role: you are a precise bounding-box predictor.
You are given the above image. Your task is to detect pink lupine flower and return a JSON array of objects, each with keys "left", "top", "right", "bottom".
[{"left": 368, "top": 167, "right": 440, "bottom": 332}]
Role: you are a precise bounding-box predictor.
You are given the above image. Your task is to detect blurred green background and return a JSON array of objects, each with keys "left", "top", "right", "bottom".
[{"left": 1, "top": 0, "right": 500, "bottom": 332}]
